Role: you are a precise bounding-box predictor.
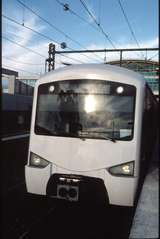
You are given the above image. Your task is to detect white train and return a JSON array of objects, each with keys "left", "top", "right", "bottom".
[{"left": 25, "top": 64, "right": 157, "bottom": 207}]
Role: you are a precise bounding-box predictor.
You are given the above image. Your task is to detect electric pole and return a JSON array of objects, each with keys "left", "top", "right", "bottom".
[{"left": 45, "top": 43, "right": 55, "bottom": 72}]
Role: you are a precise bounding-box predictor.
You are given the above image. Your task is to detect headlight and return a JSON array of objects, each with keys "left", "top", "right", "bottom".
[
  {"left": 29, "top": 152, "right": 50, "bottom": 168},
  {"left": 107, "top": 161, "right": 134, "bottom": 177}
]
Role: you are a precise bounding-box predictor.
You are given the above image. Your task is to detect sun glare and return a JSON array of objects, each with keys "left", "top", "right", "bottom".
[{"left": 85, "top": 95, "right": 96, "bottom": 113}]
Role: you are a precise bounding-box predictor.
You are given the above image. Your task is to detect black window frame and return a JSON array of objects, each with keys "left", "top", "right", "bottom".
[{"left": 34, "top": 79, "right": 137, "bottom": 141}]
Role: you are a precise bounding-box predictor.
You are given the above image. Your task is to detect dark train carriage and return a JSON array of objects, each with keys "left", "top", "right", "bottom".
[{"left": 2, "top": 93, "right": 33, "bottom": 137}]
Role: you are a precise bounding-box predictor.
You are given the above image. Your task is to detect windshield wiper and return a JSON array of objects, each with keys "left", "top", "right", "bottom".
[
  {"left": 79, "top": 131, "right": 116, "bottom": 143},
  {"left": 35, "top": 126, "right": 116, "bottom": 142},
  {"left": 35, "top": 126, "right": 86, "bottom": 140},
  {"left": 98, "top": 134, "right": 116, "bottom": 142},
  {"left": 35, "top": 125, "right": 53, "bottom": 135},
  {"left": 70, "top": 132, "right": 86, "bottom": 141}
]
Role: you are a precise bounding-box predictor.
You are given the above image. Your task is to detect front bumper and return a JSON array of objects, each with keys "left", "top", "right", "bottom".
[
  {"left": 46, "top": 173, "right": 109, "bottom": 204},
  {"left": 25, "top": 164, "right": 52, "bottom": 195},
  {"left": 25, "top": 165, "right": 137, "bottom": 206}
]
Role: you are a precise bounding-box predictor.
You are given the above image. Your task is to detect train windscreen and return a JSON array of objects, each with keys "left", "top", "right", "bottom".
[{"left": 35, "top": 80, "right": 136, "bottom": 141}]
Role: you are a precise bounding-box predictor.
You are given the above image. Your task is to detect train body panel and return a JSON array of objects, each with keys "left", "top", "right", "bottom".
[{"left": 25, "top": 64, "right": 157, "bottom": 207}]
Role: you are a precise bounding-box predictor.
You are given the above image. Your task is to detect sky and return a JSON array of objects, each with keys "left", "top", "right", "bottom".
[{"left": 2, "top": 0, "right": 159, "bottom": 76}]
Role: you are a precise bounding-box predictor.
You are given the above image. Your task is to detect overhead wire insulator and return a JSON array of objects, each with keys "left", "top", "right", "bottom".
[
  {"left": 61, "top": 42, "right": 67, "bottom": 49},
  {"left": 63, "top": 3, "right": 69, "bottom": 11}
]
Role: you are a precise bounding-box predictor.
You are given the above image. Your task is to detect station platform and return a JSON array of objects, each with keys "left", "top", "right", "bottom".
[{"left": 129, "top": 142, "right": 159, "bottom": 239}]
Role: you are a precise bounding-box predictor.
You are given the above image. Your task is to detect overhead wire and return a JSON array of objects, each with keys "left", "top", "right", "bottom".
[
  {"left": 2, "top": 36, "right": 47, "bottom": 58},
  {"left": 117, "top": 0, "right": 145, "bottom": 59},
  {"left": 2, "top": 36, "right": 46, "bottom": 74},
  {"left": 79, "top": 0, "right": 116, "bottom": 49},
  {"left": 2, "top": 35, "right": 85, "bottom": 64},
  {"left": 16, "top": 0, "right": 103, "bottom": 62},
  {"left": 3, "top": 15, "right": 87, "bottom": 65},
  {"left": 98, "top": 0, "right": 101, "bottom": 26},
  {"left": 55, "top": 0, "right": 99, "bottom": 32},
  {"left": 4, "top": 30, "right": 26, "bottom": 41},
  {"left": 3, "top": 16, "right": 97, "bottom": 64},
  {"left": 3, "top": 14, "right": 60, "bottom": 45},
  {"left": 3, "top": 36, "right": 47, "bottom": 58},
  {"left": 22, "top": 0, "right": 25, "bottom": 25},
  {"left": 55, "top": 0, "right": 105, "bottom": 61},
  {"left": 2, "top": 56, "right": 44, "bottom": 65},
  {"left": 147, "top": 53, "right": 159, "bottom": 61},
  {"left": 2, "top": 14, "right": 88, "bottom": 64},
  {"left": 55, "top": 0, "right": 106, "bottom": 61},
  {"left": 2, "top": 64, "right": 41, "bottom": 76}
]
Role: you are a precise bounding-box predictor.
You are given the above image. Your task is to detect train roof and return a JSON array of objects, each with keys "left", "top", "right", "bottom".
[{"left": 38, "top": 64, "right": 146, "bottom": 87}]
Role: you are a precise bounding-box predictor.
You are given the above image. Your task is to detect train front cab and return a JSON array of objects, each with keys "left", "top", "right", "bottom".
[{"left": 25, "top": 64, "right": 157, "bottom": 208}]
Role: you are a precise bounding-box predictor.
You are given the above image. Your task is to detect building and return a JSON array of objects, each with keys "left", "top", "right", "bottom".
[
  {"left": 16, "top": 76, "right": 38, "bottom": 96},
  {"left": 107, "top": 60, "right": 159, "bottom": 96},
  {"left": 2, "top": 68, "right": 39, "bottom": 96},
  {"left": 2, "top": 68, "right": 18, "bottom": 94},
  {"left": 1, "top": 68, "right": 38, "bottom": 136}
]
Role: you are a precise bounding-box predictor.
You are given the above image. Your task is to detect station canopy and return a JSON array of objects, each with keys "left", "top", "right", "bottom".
[{"left": 107, "top": 59, "right": 159, "bottom": 96}]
